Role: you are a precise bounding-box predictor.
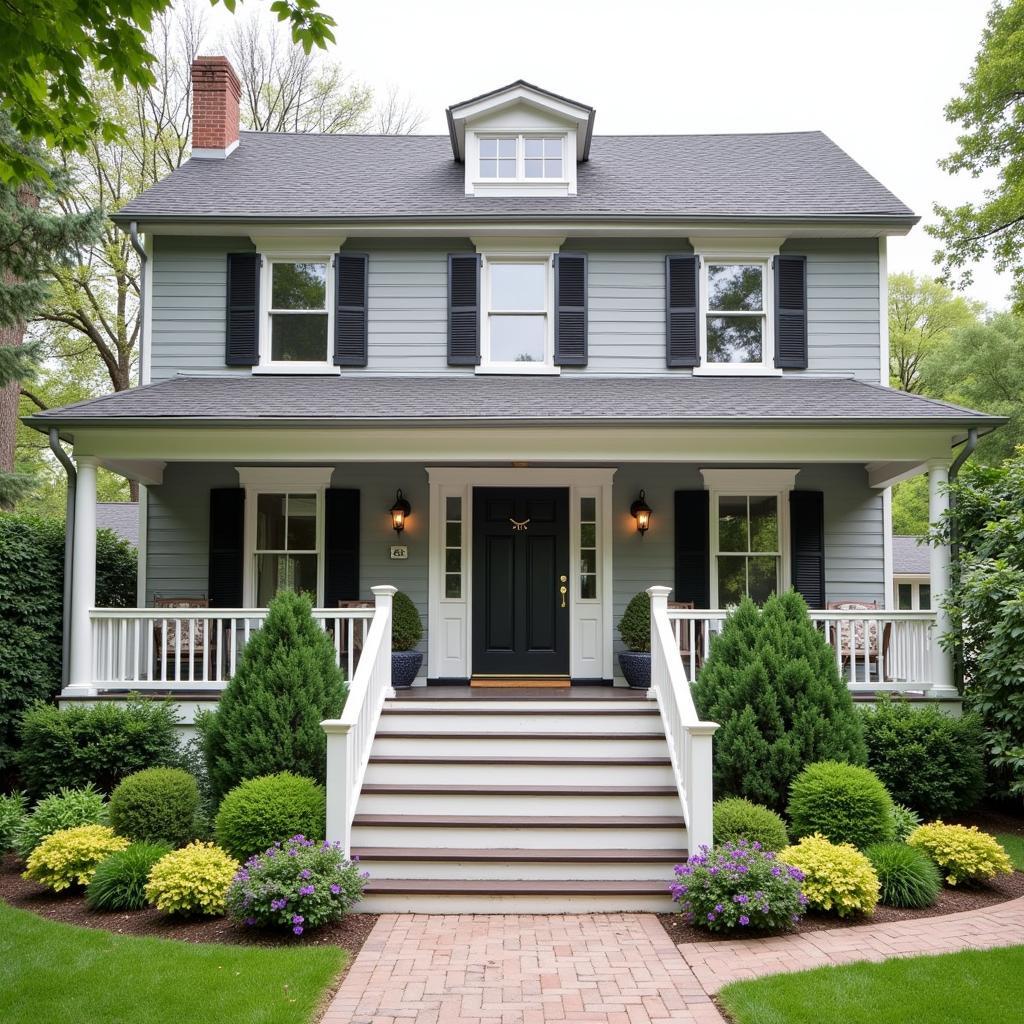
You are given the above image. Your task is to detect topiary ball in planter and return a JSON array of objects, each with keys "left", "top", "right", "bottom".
[
  {"left": 391, "top": 591, "right": 423, "bottom": 688},
  {"left": 617, "top": 592, "right": 651, "bottom": 687}
]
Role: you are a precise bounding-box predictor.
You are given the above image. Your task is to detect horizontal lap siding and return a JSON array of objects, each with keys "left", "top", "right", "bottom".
[
  {"left": 150, "top": 236, "right": 254, "bottom": 381},
  {"left": 785, "top": 238, "right": 881, "bottom": 382},
  {"left": 146, "top": 463, "right": 431, "bottom": 657}
]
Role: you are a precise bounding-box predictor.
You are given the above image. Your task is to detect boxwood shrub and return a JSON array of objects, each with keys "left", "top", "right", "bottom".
[
  {"left": 109, "top": 768, "right": 198, "bottom": 847},
  {"left": 860, "top": 697, "right": 986, "bottom": 819},
  {"left": 214, "top": 772, "right": 327, "bottom": 862},
  {"left": 787, "top": 761, "right": 895, "bottom": 849},
  {"left": 16, "top": 699, "right": 180, "bottom": 799},
  {"left": 713, "top": 797, "right": 789, "bottom": 852}
]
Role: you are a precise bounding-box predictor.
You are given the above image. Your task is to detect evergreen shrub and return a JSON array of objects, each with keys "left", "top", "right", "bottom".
[
  {"left": 713, "top": 797, "right": 789, "bottom": 852},
  {"left": 109, "top": 768, "right": 198, "bottom": 847},
  {"left": 860, "top": 697, "right": 986, "bottom": 818},
  {"left": 787, "top": 761, "right": 895, "bottom": 849},
  {"left": 16, "top": 699, "right": 180, "bottom": 799},
  {"left": 200, "top": 591, "right": 346, "bottom": 800},
  {"left": 692, "top": 592, "right": 867, "bottom": 811},
  {"left": 617, "top": 592, "right": 650, "bottom": 652},
  {"left": 392, "top": 591, "right": 423, "bottom": 652},
  {"left": 214, "top": 772, "right": 327, "bottom": 862}
]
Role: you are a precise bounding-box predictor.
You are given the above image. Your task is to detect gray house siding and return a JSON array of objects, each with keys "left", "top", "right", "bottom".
[
  {"left": 147, "top": 461, "right": 883, "bottom": 672},
  {"left": 149, "top": 236, "right": 880, "bottom": 382}
]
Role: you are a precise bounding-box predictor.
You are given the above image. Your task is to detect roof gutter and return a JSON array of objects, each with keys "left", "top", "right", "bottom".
[{"left": 49, "top": 429, "right": 76, "bottom": 689}]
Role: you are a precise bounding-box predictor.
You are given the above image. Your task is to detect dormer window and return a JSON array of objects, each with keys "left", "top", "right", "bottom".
[{"left": 478, "top": 136, "right": 565, "bottom": 181}]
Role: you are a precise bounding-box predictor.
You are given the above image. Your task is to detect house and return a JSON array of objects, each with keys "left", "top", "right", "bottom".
[
  {"left": 893, "top": 534, "right": 931, "bottom": 610},
  {"left": 26, "top": 59, "right": 1003, "bottom": 910},
  {"left": 96, "top": 501, "right": 140, "bottom": 548}
]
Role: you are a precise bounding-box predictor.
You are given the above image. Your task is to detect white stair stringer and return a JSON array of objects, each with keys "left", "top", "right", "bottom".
[{"left": 352, "top": 697, "right": 688, "bottom": 912}]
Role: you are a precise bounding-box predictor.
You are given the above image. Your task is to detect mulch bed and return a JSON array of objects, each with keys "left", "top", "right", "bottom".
[
  {"left": 0, "top": 854, "right": 378, "bottom": 953},
  {"left": 659, "top": 869, "right": 1024, "bottom": 946}
]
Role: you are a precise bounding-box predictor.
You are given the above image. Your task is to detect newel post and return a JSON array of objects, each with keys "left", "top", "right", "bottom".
[
  {"left": 372, "top": 584, "right": 397, "bottom": 698},
  {"left": 322, "top": 720, "right": 352, "bottom": 855},
  {"left": 646, "top": 586, "right": 672, "bottom": 701},
  {"left": 686, "top": 724, "right": 718, "bottom": 852}
]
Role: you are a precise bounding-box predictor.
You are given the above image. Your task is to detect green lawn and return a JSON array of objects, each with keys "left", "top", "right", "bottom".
[
  {"left": 996, "top": 832, "right": 1024, "bottom": 870},
  {"left": 0, "top": 902, "right": 347, "bottom": 1024},
  {"left": 718, "top": 945, "right": 1024, "bottom": 1024}
]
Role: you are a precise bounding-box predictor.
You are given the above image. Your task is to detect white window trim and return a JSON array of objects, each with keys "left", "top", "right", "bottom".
[
  {"left": 238, "top": 467, "right": 334, "bottom": 606},
  {"left": 690, "top": 238, "right": 783, "bottom": 377},
  {"left": 254, "top": 253, "right": 340, "bottom": 375},
  {"left": 894, "top": 575, "right": 931, "bottom": 611},
  {"left": 475, "top": 247, "right": 560, "bottom": 375},
  {"left": 701, "top": 469, "right": 798, "bottom": 607},
  {"left": 475, "top": 133, "right": 568, "bottom": 184}
]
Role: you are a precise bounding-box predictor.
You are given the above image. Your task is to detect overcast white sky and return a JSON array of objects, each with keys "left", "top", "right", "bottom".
[{"left": 213, "top": 0, "right": 1008, "bottom": 309}]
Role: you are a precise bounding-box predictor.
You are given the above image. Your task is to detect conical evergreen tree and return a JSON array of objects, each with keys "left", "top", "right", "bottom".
[
  {"left": 692, "top": 590, "right": 866, "bottom": 811},
  {"left": 202, "top": 590, "right": 347, "bottom": 801}
]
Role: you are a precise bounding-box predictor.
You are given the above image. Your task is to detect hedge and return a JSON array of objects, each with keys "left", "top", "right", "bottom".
[{"left": 0, "top": 511, "right": 136, "bottom": 784}]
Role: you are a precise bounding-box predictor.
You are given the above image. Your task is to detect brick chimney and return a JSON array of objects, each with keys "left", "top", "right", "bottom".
[{"left": 190, "top": 56, "right": 241, "bottom": 158}]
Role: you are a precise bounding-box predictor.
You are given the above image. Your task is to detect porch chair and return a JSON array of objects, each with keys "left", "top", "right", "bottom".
[
  {"left": 336, "top": 599, "right": 375, "bottom": 668},
  {"left": 153, "top": 596, "right": 211, "bottom": 682},
  {"left": 668, "top": 600, "right": 704, "bottom": 674},
  {"left": 826, "top": 600, "right": 892, "bottom": 683}
]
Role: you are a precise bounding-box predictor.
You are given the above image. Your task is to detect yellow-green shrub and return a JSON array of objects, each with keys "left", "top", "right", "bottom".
[
  {"left": 145, "top": 841, "right": 238, "bottom": 916},
  {"left": 22, "top": 825, "right": 128, "bottom": 892},
  {"left": 907, "top": 822, "right": 1014, "bottom": 886},
  {"left": 781, "top": 833, "right": 879, "bottom": 917}
]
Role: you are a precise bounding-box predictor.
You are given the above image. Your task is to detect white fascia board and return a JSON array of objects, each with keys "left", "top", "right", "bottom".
[{"left": 141, "top": 219, "right": 917, "bottom": 239}]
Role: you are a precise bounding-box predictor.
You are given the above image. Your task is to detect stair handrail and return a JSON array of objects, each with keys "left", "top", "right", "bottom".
[
  {"left": 647, "top": 586, "right": 719, "bottom": 852},
  {"left": 322, "top": 585, "right": 396, "bottom": 856}
]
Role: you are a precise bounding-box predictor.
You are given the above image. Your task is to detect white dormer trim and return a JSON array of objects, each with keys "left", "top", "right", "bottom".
[{"left": 465, "top": 129, "right": 578, "bottom": 197}]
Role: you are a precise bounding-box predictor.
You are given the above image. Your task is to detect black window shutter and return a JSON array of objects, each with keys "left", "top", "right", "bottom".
[
  {"left": 554, "top": 253, "right": 588, "bottom": 366},
  {"left": 774, "top": 254, "right": 808, "bottom": 369},
  {"left": 666, "top": 255, "right": 700, "bottom": 367},
  {"left": 674, "top": 490, "right": 710, "bottom": 607},
  {"left": 324, "top": 489, "right": 360, "bottom": 606},
  {"left": 789, "top": 490, "right": 825, "bottom": 608},
  {"left": 335, "top": 252, "right": 368, "bottom": 367},
  {"left": 447, "top": 253, "right": 480, "bottom": 366},
  {"left": 208, "top": 488, "right": 245, "bottom": 607},
  {"left": 225, "top": 253, "right": 260, "bottom": 366}
]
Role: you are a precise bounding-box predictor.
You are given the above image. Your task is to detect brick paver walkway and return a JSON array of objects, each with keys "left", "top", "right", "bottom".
[{"left": 321, "top": 895, "right": 1024, "bottom": 1024}]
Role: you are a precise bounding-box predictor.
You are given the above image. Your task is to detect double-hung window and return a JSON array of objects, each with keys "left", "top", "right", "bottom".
[
  {"left": 482, "top": 257, "right": 553, "bottom": 370},
  {"left": 715, "top": 494, "right": 781, "bottom": 605},
  {"left": 263, "top": 258, "right": 333, "bottom": 367},
  {"left": 698, "top": 259, "right": 776, "bottom": 372},
  {"left": 253, "top": 492, "right": 321, "bottom": 606}
]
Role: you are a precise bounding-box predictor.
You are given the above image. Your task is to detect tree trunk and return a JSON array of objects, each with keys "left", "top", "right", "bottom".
[{"left": 0, "top": 187, "right": 39, "bottom": 474}]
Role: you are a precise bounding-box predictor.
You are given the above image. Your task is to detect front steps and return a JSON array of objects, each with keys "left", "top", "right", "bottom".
[{"left": 353, "top": 693, "right": 686, "bottom": 912}]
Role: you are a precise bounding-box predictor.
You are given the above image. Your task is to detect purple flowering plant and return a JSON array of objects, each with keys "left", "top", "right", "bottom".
[
  {"left": 671, "top": 839, "right": 807, "bottom": 934},
  {"left": 225, "top": 835, "right": 367, "bottom": 934}
]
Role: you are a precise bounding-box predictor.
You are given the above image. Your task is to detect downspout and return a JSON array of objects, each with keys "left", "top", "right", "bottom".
[
  {"left": 128, "top": 222, "right": 146, "bottom": 382},
  {"left": 49, "top": 429, "right": 76, "bottom": 689},
  {"left": 947, "top": 427, "right": 979, "bottom": 692}
]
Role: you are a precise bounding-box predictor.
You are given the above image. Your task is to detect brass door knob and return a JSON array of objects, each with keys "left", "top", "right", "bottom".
[{"left": 559, "top": 585, "right": 567, "bottom": 608}]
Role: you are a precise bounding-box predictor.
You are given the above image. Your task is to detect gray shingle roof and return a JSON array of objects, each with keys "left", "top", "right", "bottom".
[
  {"left": 893, "top": 535, "right": 930, "bottom": 575},
  {"left": 96, "top": 502, "right": 140, "bottom": 547},
  {"left": 28, "top": 375, "right": 1000, "bottom": 428},
  {"left": 114, "top": 132, "right": 915, "bottom": 224}
]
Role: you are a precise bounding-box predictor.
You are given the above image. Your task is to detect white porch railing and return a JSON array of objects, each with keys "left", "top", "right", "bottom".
[
  {"left": 666, "top": 607, "right": 945, "bottom": 696},
  {"left": 89, "top": 606, "right": 374, "bottom": 690},
  {"left": 647, "top": 587, "right": 719, "bottom": 852},
  {"left": 322, "top": 586, "right": 395, "bottom": 856}
]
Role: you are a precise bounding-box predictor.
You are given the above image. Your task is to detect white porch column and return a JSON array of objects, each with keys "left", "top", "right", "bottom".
[
  {"left": 927, "top": 460, "right": 954, "bottom": 694},
  {"left": 67, "top": 455, "right": 98, "bottom": 695}
]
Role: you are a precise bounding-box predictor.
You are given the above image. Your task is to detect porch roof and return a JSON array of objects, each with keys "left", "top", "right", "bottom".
[{"left": 27, "top": 374, "right": 1003, "bottom": 434}]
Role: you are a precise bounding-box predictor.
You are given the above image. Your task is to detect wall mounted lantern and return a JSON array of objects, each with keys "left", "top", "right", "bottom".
[
  {"left": 390, "top": 489, "right": 411, "bottom": 534},
  {"left": 630, "top": 490, "right": 652, "bottom": 536}
]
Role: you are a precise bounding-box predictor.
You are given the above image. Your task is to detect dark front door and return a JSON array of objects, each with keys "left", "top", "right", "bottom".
[{"left": 472, "top": 487, "right": 570, "bottom": 677}]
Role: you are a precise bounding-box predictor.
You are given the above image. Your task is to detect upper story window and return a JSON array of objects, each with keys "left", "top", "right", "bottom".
[
  {"left": 260, "top": 256, "right": 335, "bottom": 370},
  {"left": 480, "top": 256, "right": 554, "bottom": 372},
  {"left": 703, "top": 261, "right": 769, "bottom": 369},
  {"left": 478, "top": 135, "right": 565, "bottom": 181}
]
